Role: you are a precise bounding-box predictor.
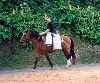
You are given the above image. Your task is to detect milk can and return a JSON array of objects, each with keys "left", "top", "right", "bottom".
[
  {"left": 46, "top": 32, "right": 52, "bottom": 46},
  {"left": 53, "top": 34, "right": 62, "bottom": 50}
]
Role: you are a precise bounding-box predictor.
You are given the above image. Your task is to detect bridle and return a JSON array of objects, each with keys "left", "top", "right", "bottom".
[{"left": 37, "top": 37, "right": 40, "bottom": 41}]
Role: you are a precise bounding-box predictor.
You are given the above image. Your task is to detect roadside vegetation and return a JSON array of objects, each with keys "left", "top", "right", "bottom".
[{"left": 0, "top": 0, "right": 100, "bottom": 70}]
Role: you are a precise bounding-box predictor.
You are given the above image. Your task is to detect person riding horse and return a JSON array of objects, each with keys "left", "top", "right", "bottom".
[
  {"left": 39, "top": 16, "right": 59, "bottom": 47},
  {"left": 19, "top": 17, "right": 76, "bottom": 71}
]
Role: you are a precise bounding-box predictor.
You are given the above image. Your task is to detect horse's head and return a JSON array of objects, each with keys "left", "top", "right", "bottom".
[
  {"left": 19, "top": 29, "right": 41, "bottom": 44},
  {"left": 19, "top": 29, "right": 31, "bottom": 44}
]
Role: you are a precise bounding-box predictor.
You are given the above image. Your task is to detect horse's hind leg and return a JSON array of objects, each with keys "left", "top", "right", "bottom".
[
  {"left": 66, "top": 58, "right": 71, "bottom": 69},
  {"left": 45, "top": 54, "right": 53, "bottom": 69},
  {"left": 62, "top": 50, "right": 71, "bottom": 69},
  {"left": 65, "top": 54, "right": 72, "bottom": 69}
]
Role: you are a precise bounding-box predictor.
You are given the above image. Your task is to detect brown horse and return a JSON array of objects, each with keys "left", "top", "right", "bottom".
[{"left": 19, "top": 30, "right": 76, "bottom": 70}]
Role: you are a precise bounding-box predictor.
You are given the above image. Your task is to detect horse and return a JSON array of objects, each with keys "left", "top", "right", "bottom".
[{"left": 19, "top": 29, "right": 76, "bottom": 70}]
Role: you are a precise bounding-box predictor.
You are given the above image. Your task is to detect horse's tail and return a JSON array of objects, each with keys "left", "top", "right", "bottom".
[{"left": 70, "top": 37, "right": 76, "bottom": 64}]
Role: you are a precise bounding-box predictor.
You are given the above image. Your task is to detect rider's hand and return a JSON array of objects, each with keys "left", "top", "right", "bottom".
[{"left": 39, "top": 32, "right": 45, "bottom": 36}]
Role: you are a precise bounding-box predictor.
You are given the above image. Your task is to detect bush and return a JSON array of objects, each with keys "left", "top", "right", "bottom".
[{"left": 0, "top": 0, "right": 100, "bottom": 44}]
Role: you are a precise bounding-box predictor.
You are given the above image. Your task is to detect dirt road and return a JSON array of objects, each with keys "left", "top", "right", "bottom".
[{"left": 0, "top": 63, "right": 100, "bottom": 83}]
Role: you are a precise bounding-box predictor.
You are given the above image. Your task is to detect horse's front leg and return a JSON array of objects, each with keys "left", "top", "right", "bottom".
[
  {"left": 45, "top": 54, "right": 53, "bottom": 69},
  {"left": 32, "top": 51, "right": 40, "bottom": 71}
]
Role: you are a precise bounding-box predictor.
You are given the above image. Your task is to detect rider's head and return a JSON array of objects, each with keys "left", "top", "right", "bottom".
[{"left": 45, "top": 16, "right": 51, "bottom": 23}]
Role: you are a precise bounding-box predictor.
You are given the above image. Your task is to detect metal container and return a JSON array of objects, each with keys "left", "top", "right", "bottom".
[
  {"left": 46, "top": 32, "right": 52, "bottom": 46},
  {"left": 53, "top": 34, "right": 62, "bottom": 50}
]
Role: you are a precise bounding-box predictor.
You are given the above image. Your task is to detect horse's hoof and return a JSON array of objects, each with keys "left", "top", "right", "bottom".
[
  {"left": 50, "top": 68, "right": 53, "bottom": 70},
  {"left": 65, "top": 65, "right": 71, "bottom": 69},
  {"left": 65, "top": 66, "right": 68, "bottom": 69},
  {"left": 69, "top": 65, "right": 71, "bottom": 67},
  {"left": 32, "top": 69, "right": 36, "bottom": 72}
]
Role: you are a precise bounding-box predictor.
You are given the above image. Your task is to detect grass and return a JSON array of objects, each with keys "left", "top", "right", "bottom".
[{"left": 78, "top": 52, "right": 100, "bottom": 64}]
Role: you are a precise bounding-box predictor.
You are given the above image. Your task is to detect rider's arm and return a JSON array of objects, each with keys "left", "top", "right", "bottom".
[
  {"left": 45, "top": 29, "right": 50, "bottom": 34},
  {"left": 39, "top": 29, "right": 50, "bottom": 36}
]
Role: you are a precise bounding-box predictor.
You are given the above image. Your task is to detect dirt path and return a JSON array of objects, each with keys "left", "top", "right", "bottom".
[{"left": 0, "top": 63, "right": 100, "bottom": 83}]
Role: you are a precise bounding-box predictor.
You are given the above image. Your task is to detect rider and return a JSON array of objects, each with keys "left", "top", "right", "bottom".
[
  {"left": 39, "top": 16, "right": 56, "bottom": 45},
  {"left": 39, "top": 16, "right": 62, "bottom": 49},
  {"left": 39, "top": 16, "right": 56, "bottom": 36},
  {"left": 45, "top": 16, "right": 56, "bottom": 35}
]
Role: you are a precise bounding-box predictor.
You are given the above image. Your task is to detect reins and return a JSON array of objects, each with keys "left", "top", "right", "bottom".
[{"left": 37, "top": 37, "right": 40, "bottom": 41}]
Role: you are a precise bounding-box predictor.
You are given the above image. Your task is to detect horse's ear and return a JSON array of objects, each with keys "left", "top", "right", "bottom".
[{"left": 25, "top": 29, "right": 28, "bottom": 33}]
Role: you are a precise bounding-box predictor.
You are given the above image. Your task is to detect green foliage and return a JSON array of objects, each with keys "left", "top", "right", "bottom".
[
  {"left": 0, "top": 0, "right": 100, "bottom": 44},
  {"left": 70, "top": 5, "right": 100, "bottom": 44}
]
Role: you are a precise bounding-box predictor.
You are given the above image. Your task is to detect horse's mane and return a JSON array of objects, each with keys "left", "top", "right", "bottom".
[{"left": 30, "top": 30, "right": 42, "bottom": 41}]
